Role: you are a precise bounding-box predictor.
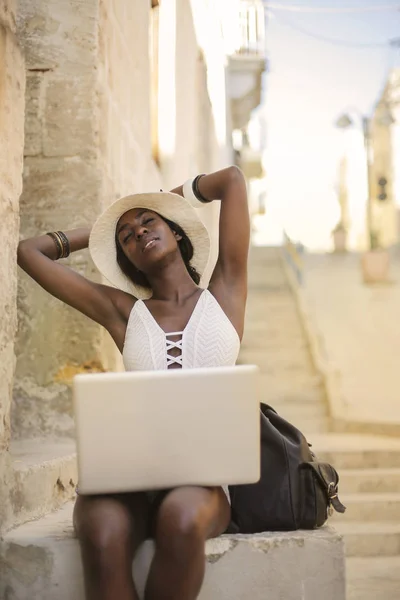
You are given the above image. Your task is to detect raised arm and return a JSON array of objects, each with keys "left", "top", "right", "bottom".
[
  {"left": 172, "top": 166, "right": 249, "bottom": 289},
  {"left": 17, "top": 228, "right": 123, "bottom": 329}
]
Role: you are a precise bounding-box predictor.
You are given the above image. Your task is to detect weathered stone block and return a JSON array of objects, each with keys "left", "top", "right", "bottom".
[
  {"left": 0, "top": 16, "right": 25, "bottom": 452},
  {"left": 14, "top": 154, "right": 123, "bottom": 439},
  {"left": 17, "top": 0, "right": 98, "bottom": 73},
  {"left": 3, "top": 439, "right": 77, "bottom": 533},
  {"left": 14, "top": 0, "right": 224, "bottom": 444},
  {"left": 43, "top": 73, "right": 97, "bottom": 158},
  {"left": 0, "top": 502, "right": 346, "bottom": 600},
  {"left": 13, "top": 264, "right": 107, "bottom": 439},
  {"left": 24, "top": 72, "right": 44, "bottom": 156},
  {"left": 20, "top": 156, "right": 101, "bottom": 225},
  {"left": 0, "top": 24, "right": 25, "bottom": 202}
]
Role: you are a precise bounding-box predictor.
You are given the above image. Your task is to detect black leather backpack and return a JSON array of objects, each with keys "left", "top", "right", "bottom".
[{"left": 228, "top": 403, "right": 346, "bottom": 533}]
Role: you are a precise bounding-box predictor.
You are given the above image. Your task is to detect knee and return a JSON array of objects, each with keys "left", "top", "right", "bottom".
[
  {"left": 155, "top": 492, "right": 206, "bottom": 552},
  {"left": 74, "top": 497, "right": 132, "bottom": 556}
]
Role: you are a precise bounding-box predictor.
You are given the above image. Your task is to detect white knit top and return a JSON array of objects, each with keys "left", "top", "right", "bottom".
[{"left": 123, "top": 289, "right": 240, "bottom": 371}]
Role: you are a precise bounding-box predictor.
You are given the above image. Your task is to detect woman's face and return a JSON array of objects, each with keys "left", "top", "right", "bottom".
[{"left": 116, "top": 208, "right": 182, "bottom": 272}]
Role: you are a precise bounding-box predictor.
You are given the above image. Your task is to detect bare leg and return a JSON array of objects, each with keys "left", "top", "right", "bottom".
[
  {"left": 73, "top": 492, "right": 150, "bottom": 600},
  {"left": 145, "top": 486, "right": 231, "bottom": 600}
]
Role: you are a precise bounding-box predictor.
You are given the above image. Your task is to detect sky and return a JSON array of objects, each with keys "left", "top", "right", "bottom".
[{"left": 256, "top": 0, "right": 400, "bottom": 249}]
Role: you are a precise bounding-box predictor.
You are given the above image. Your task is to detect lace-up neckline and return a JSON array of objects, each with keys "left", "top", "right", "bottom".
[
  {"left": 165, "top": 331, "right": 184, "bottom": 367},
  {"left": 122, "top": 289, "right": 240, "bottom": 372},
  {"left": 138, "top": 291, "right": 206, "bottom": 369}
]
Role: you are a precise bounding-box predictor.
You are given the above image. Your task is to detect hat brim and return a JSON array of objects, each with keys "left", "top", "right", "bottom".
[{"left": 89, "top": 192, "right": 211, "bottom": 299}]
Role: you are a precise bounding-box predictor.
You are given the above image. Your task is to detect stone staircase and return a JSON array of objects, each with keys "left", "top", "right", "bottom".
[
  {"left": 242, "top": 247, "right": 400, "bottom": 598},
  {"left": 0, "top": 502, "right": 344, "bottom": 600},
  {"left": 1, "top": 446, "right": 344, "bottom": 600},
  {"left": 0, "top": 246, "right": 346, "bottom": 599},
  {"left": 11, "top": 245, "right": 400, "bottom": 598},
  {"left": 2, "top": 246, "right": 400, "bottom": 598},
  {"left": 241, "top": 248, "right": 400, "bottom": 558}
]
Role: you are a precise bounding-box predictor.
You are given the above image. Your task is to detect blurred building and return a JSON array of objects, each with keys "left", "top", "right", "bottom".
[
  {"left": 368, "top": 74, "right": 398, "bottom": 249},
  {"left": 386, "top": 68, "right": 400, "bottom": 242},
  {"left": 0, "top": 0, "right": 267, "bottom": 530},
  {"left": 336, "top": 68, "right": 399, "bottom": 251},
  {"left": 226, "top": 0, "right": 268, "bottom": 222}
]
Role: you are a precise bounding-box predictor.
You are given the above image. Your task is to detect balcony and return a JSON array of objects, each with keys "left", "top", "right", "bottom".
[{"left": 225, "top": 0, "right": 268, "bottom": 130}]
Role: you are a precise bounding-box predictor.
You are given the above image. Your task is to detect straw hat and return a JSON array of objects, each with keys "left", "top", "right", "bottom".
[{"left": 89, "top": 192, "right": 211, "bottom": 299}]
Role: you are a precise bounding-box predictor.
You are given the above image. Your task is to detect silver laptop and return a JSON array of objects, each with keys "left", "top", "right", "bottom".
[{"left": 73, "top": 365, "right": 260, "bottom": 495}]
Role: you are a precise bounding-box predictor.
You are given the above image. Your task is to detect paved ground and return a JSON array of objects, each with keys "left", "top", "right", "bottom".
[
  {"left": 347, "top": 557, "right": 400, "bottom": 600},
  {"left": 302, "top": 250, "right": 400, "bottom": 428}
]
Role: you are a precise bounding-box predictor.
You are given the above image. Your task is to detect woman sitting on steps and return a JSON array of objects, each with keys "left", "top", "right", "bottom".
[{"left": 17, "top": 166, "right": 249, "bottom": 600}]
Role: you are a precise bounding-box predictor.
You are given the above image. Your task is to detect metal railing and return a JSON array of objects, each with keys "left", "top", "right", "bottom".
[
  {"left": 236, "top": 0, "right": 266, "bottom": 55},
  {"left": 282, "top": 231, "right": 304, "bottom": 286}
]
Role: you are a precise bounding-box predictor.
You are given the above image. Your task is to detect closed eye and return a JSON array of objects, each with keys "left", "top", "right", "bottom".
[{"left": 120, "top": 216, "right": 154, "bottom": 244}]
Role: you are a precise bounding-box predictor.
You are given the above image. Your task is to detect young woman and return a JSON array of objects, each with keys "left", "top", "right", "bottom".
[{"left": 17, "top": 166, "right": 250, "bottom": 600}]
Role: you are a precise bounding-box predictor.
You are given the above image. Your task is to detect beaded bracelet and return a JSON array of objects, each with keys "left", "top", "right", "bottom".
[{"left": 46, "top": 231, "right": 71, "bottom": 259}]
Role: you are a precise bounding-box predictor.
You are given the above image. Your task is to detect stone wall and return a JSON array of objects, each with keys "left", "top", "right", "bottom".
[
  {"left": 97, "top": 0, "right": 161, "bottom": 198},
  {"left": 0, "top": 0, "right": 25, "bottom": 451},
  {"left": 13, "top": 0, "right": 228, "bottom": 440},
  {"left": 14, "top": 0, "right": 123, "bottom": 440},
  {"left": 0, "top": 0, "right": 25, "bottom": 530}
]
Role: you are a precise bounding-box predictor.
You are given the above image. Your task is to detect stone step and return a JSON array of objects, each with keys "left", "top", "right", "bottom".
[
  {"left": 243, "top": 306, "right": 301, "bottom": 316},
  {"left": 0, "top": 502, "right": 345, "bottom": 600},
  {"left": 311, "top": 433, "right": 400, "bottom": 469},
  {"left": 331, "top": 493, "right": 400, "bottom": 522},
  {"left": 245, "top": 297, "right": 297, "bottom": 309},
  {"left": 249, "top": 247, "right": 284, "bottom": 257},
  {"left": 242, "top": 309, "right": 302, "bottom": 321},
  {"left": 247, "top": 266, "right": 291, "bottom": 279},
  {"left": 244, "top": 297, "right": 297, "bottom": 309},
  {"left": 241, "top": 342, "right": 308, "bottom": 354},
  {"left": 334, "top": 521, "right": 400, "bottom": 557},
  {"left": 240, "top": 354, "right": 314, "bottom": 370},
  {"left": 288, "top": 417, "right": 330, "bottom": 434},
  {"left": 270, "top": 402, "right": 328, "bottom": 420},
  {"left": 243, "top": 317, "right": 303, "bottom": 331},
  {"left": 346, "top": 556, "right": 400, "bottom": 600},
  {"left": 247, "top": 269, "right": 288, "bottom": 282},
  {"left": 257, "top": 389, "right": 326, "bottom": 407},
  {"left": 271, "top": 413, "right": 330, "bottom": 435},
  {"left": 239, "top": 359, "right": 315, "bottom": 376},
  {"left": 279, "top": 417, "right": 330, "bottom": 434},
  {"left": 241, "top": 335, "right": 309, "bottom": 351},
  {"left": 248, "top": 254, "right": 285, "bottom": 265},
  {"left": 256, "top": 371, "right": 324, "bottom": 388},
  {"left": 247, "top": 278, "right": 291, "bottom": 291},
  {"left": 4, "top": 439, "right": 77, "bottom": 532},
  {"left": 339, "top": 468, "right": 400, "bottom": 494},
  {"left": 261, "top": 390, "right": 327, "bottom": 408}
]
